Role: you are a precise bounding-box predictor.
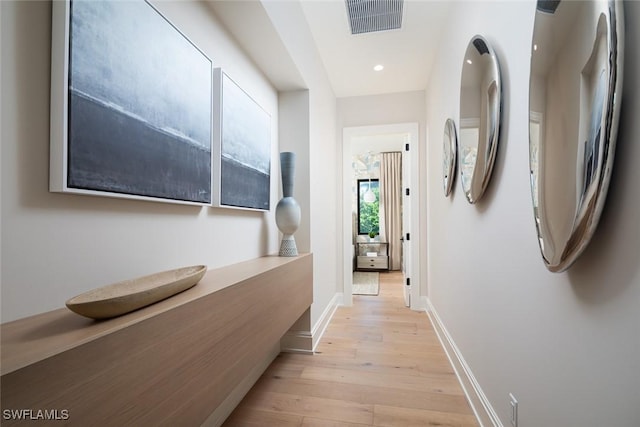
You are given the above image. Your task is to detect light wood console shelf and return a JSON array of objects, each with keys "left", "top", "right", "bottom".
[{"left": 1, "top": 253, "right": 313, "bottom": 426}]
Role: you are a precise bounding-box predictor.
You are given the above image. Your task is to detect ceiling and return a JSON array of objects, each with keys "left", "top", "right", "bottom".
[
  {"left": 299, "top": 0, "right": 453, "bottom": 98},
  {"left": 208, "top": 0, "right": 453, "bottom": 99}
]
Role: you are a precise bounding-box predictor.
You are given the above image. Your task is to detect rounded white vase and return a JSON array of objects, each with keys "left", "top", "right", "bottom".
[{"left": 276, "top": 152, "right": 300, "bottom": 256}]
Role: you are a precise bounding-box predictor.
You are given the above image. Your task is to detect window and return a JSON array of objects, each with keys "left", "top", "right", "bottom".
[{"left": 357, "top": 179, "right": 379, "bottom": 235}]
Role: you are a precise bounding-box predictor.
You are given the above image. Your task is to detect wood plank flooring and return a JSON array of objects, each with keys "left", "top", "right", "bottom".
[{"left": 223, "top": 271, "right": 478, "bottom": 426}]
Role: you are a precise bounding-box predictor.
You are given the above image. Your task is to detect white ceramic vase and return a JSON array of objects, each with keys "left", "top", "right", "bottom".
[{"left": 276, "top": 152, "right": 301, "bottom": 256}]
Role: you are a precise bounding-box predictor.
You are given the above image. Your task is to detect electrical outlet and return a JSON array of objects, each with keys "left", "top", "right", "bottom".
[{"left": 509, "top": 393, "right": 518, "bottom": 427}]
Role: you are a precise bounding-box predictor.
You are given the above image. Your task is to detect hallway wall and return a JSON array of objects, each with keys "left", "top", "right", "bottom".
[
  {"left": 260, "top": 1, "right": 339, "bottom": 332},
  {"left": 425, "top": 1, "right": 640, "bottom": 425},
  {"left": 1, "top": 0, "right": 280, "bottom": 321}
]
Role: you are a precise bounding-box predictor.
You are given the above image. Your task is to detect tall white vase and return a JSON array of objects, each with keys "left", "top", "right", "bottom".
[{"left": 276, "top": 152, "right": 301, "bottom": 256}]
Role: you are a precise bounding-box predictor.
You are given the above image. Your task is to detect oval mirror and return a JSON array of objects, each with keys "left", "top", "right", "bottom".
[
  {"left": 529, "top": 0, "right": 624, "bottom": 272},
  {"left": 443, "top": 118, "right": 457, "bottom": 197},
  {"left": 459, "top": 35, "right": 502, "bottom": 204}
]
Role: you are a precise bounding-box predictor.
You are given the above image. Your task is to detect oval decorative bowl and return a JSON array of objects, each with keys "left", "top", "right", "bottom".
[{"left": 65, "top": 265, "right": 207, "bottom": 320}]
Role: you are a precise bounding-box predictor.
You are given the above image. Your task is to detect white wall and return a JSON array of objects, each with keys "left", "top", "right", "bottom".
[
  {"left": 337, "top": 91, "right": 426, "bottom": 128},
  {"left": 278, "top": 90, "right": 311, "bottom": 254},
  {"left": 261, "top": 1, "right": 338, "bottom": 330},
  {"left": 425, "top": 1, "right": 640, "bottom": 425},
  {"left": 1, "top": 0, "right": 280, "bottom": 322}
]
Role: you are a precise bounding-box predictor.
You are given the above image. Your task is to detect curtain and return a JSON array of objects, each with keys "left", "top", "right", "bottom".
[{"left": 379, "top": 152, "right": 402, "bottom": 270}]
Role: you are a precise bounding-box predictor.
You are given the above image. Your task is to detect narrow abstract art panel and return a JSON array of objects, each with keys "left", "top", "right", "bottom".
[
  {"left": 213, "top": 69, "right": 271, "bottom": 211},
  {"left": 50, "top": 0, "right": 213, "bottom": 204}
]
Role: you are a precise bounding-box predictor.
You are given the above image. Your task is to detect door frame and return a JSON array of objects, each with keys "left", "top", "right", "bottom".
[{"left": 342, "top": 123, "right": 421, "bottom": 309}]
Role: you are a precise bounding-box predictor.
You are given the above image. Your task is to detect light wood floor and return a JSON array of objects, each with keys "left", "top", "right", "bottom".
[{"left": 223, "top": 271, "right": 478, "bottom": 426}]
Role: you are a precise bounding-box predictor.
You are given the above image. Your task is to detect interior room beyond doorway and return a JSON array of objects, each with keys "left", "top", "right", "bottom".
[
  {"left": 351, "top": 133, "right": 405, "bottom": 298},
  {"left": 342, "top": 123, "right": 420, "bottom": 309}
]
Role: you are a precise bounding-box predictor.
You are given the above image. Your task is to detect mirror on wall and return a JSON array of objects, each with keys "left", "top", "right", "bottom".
[
  {"left": 459, "top": 35, "right": 502, "bottom": 204},
  {"left": 443, "top": 118, "right": 457, "bottom": 197},
  {"left": 529, "top": 0, "right": 624, "bottom": 272}
]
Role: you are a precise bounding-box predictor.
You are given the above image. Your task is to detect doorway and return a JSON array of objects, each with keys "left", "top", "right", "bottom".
[{"left": 342, "top": 123, "right": 420, "bottom": 309}]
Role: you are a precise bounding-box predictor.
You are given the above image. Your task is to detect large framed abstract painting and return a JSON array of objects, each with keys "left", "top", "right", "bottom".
[
  {"left": 213, "top": 69, "right": 271, "bottom": 211},
  {"left": 50, "top": 0, "right": 213, "bottom": 205}
]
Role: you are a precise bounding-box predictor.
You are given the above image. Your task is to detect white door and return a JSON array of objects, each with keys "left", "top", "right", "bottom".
[{"left": 401, "top": 137, "right": 411, "bottom": 307}]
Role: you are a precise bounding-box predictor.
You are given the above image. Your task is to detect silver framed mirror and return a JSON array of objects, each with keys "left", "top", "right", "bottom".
[
  {"left": 459, "top": 35, "right": 502, "bottom": 204},
  {"left": 443, "top": 118, "right": 457, "bottom": 197},
  {"left": 529, "top": 0, "right": 624, "bottom": 272}
]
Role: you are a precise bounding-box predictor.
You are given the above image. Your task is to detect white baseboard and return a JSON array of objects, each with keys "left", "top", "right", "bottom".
[
  {"left": 281, "top": 293, "right": 341, "bottom": 353},
  {"left": 424, "top": 297, "right": 503, "bottom": 427},
  {"left": 310, "top": 293, "right": 341, "bottom": 351},
  {"left": 201, "top": 343, "right": 280, "bottom": 427}
]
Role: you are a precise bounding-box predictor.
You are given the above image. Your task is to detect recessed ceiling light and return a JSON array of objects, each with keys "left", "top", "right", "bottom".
[
  {"left": 466, "top": 59, "right": 472, "bottom": 65},
  {"left": 373, "top": 64, "right": 384, "bottom": 71},
  {"left": 533, "top": 44, "right": 538, "bottom": 51}
]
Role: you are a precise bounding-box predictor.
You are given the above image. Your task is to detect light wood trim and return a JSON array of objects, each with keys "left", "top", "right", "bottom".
[{"left": 1, "top": 254, "right": 312, "bottom": 426}]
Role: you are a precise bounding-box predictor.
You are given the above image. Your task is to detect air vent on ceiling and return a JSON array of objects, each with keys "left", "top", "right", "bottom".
[{"left": 345, "top": 0, "right": 404, "bottom": 35}]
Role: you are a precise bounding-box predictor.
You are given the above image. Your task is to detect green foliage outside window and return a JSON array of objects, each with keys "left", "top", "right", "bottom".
[{"left": 358, "top": 179, "right": 379, "bottom": 235}]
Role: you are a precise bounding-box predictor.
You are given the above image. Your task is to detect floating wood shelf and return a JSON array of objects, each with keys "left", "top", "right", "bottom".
[{"left": 1, "top": 254, "right": 313, "bottom": 426}]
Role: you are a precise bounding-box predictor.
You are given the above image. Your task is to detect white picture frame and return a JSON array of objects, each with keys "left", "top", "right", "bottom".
[
  {"left": 212, "top": 68, "right": 271, "bottom": 211},
  {"left": 50, "top": 0, "right": 213, "bottom": 205}
]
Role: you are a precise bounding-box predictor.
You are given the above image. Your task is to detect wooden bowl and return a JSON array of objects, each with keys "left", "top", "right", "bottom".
[{"left": 65, "top": 265, "right": 207, "bottom": 319}]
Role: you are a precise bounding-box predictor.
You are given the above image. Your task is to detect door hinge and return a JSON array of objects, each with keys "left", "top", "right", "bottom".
[
  {"left": 406, "top": 277, "right": 411, "bottom": 287},
  {"left": 406, "top": 233, "right": 410, "bottom": 241},
  {"left": 405, "top": 188, "right": 410, "bottom": 196},
  {"left": 405, "top": 143, "right": 410, "bottom": 151}
]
